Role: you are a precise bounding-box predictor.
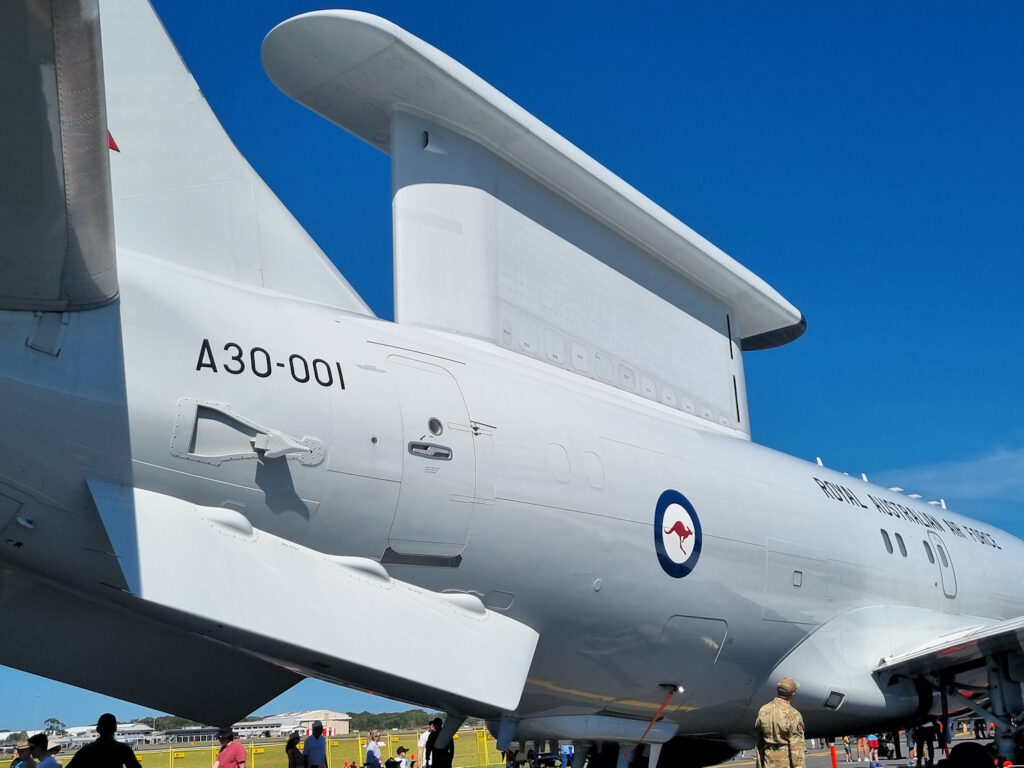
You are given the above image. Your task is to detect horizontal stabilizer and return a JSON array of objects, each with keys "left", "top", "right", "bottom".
[
  {"left": 0, "top": 0, "right": 117, "bottom": 311},
  {"left": 90, "top": 481, "right": 539, "bottom": 713},
  {"left": 263, "top": 12, "right": 804, "bottom": 434}
]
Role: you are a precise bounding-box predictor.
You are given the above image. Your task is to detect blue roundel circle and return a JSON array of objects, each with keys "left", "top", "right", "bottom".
[{"left": 654, "top": 489, "right": 702, "bottom": 578}]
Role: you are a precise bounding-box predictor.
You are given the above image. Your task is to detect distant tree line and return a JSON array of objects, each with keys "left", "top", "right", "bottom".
[{"left": 348, "top": 710, "right": 436, "bottom": 732}]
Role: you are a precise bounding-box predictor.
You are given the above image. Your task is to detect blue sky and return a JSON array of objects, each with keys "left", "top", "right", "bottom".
[{"left": 5, "top": 0, "right": 1024, "bottom": 733}]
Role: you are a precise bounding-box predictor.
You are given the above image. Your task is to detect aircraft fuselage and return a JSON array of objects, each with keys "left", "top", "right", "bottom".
[{"left": 2, "top": 250, "right": 1022, "bottom": 740}]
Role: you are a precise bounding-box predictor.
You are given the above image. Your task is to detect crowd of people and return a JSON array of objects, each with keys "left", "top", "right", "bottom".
[
  {"left": 8, "top": 714, "right": 458, "bottom": 768},
  {"left": 9, "top": 714, "right": 141, "bottom": 768},
  {"left": 277, "top": 716, "right": 456, "bottom": 768},
  {"left": 8, "top": 698, "right": 1011, "bottom": 768},
  {"left": 753, "top": 678, "right": 1012, "bottom": 768}
]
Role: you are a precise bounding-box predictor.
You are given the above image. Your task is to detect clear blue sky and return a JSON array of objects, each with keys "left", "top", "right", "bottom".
[{"left": 5, "top": 0, "right": 1024, "bottom": 733}]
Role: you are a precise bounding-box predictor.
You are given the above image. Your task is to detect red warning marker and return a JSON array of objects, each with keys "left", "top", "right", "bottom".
[{"left": 108, "top": 132, "right": 120, "bottom": 152}]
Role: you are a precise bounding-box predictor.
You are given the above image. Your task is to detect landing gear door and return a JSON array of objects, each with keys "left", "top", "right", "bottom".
[
  {"left": 927, "top": 531, "right": 957, "bottom": 598},
  {"left": 387, "top": 356, "right": 476, "bottom": 558}
]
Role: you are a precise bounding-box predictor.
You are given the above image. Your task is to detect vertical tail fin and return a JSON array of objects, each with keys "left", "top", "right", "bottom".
[
  {"left": 99, "top": 0, "right": 371, "bottom": 313},
  {"left": 0, "top": 0, "right": 117, "bottom": 311}
]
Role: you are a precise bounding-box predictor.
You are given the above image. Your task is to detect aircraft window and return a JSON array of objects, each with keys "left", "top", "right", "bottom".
[
  {"left": 428, "top": 417, "right": 443, "bottom": 436},
  {"left": 880, "top": 530, "right": 893, "bottom": 554},
  {"left": 894, "top": 533, "right": 907, "bottom": 557},
  {"left": 923, "top": 541, "right": 935, "bottom": 563},
  {"left": 937, "top": 545, "right": 949, "bottom": 568}
]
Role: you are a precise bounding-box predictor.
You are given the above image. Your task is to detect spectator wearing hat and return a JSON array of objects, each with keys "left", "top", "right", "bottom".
[
  {"left": 9, "top": 740, "right": 35, "bottom": 768},
  {"left": 27, "top": 735, "right": 57, "bottom": 768},
  {"left": 754, "top": 678, "right": 805, "bottom": 768},
  {"left": 386, "top": 745, "right": 412, "bottom": 768},
  {"left": 215, "top": 728, "right": 245, "bottom": 768},
  {"left": 66, "top": 713, "right": 141, "bottom": 768},
  {"left": 304, "top": 721, "right": 328, "bottom": 768}
]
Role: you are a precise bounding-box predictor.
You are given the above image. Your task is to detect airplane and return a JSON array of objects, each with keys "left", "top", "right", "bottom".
[{"left": 1, "top": 1, "right": 1023, "bottom": 767}]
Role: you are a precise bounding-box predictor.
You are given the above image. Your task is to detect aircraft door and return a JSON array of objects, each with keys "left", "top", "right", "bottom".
[
  {"left": 387, "top": 356, "right": 476, "bottom": 558},
  {"left": 927, "top": 531, "right": 957, "bottom": 598}
]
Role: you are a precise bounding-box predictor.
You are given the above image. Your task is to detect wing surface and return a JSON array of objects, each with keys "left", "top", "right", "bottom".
[{"left": 877, "top": 616, "right": 1024, "bottom": 678}]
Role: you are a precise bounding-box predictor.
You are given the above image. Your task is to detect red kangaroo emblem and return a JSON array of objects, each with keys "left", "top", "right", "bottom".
[{"left": 664, "top": 520, "right": 694, "bottom": 551}]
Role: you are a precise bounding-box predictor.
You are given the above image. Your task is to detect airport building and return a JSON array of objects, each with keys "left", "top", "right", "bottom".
[
  {"left": 4, "top": 711, "right": 352, "bottom": 749},
  {"left": 163, "top": 710, "right": 351, "bottom": 743},
  {"left": 234, "top": 710, "right": 351, "bottom": 739}
]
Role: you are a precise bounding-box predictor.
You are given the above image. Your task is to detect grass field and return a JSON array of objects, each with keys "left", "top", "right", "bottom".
[{"left": 122, "top": 729, "right": 503, "bottom": 768}]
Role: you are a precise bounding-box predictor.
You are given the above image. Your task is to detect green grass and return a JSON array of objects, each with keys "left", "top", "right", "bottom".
[{"left": 124, "top": 729, "right": 504, "bottom": 768}]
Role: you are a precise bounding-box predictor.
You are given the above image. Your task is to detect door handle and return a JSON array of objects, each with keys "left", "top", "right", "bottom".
[
  {"left": 408, "top": 442, "right": 453, "bottom": 460},
  {"left": 252, "top": 429, "right": 313, "bottom": 460}
]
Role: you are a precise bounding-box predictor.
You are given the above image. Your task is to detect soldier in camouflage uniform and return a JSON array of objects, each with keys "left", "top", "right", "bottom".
[{"left": 755, "top": 677, "right": 805, "bottom": 768}]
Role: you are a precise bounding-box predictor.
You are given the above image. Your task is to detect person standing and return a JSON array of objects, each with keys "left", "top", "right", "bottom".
[
  {"left": 417, "top": 724, "right": 431, "bottom": 768},
  {"left": 424, "top": 719, "right": 454, "bottom": 768},
  {"left": 26, "top": 736, "right": 57, "bottom": 768},
  {"left": 10, "top": 741, "right": 35, "bottom": 768},
  {"left": 366, "top": 730, "right": 383, "bottom": 768},
  {"left": 754, "top": 678, "right": 805, "bottom": 768},
  {"left": 843, "top": 737, "right": 852, "bottom": 763},
  {"left": 304, "top": 721, "right": 329, "bottom": 768},
  {"left": 286, "top": 733, "right": 304, "bottom": 768},
  {"left": 215, "top": 728, "right": 246, "bottom": 768},
  {"left": 11, "top": 741, "right": 36, "bottom": 768},
  {"left": 66, "top": 713, "right": 142, "bottom": 768},
  {"left": 395, "top": 746, "right": 412, "bottom": 768},
  {"left": 857, "top": 737, "right": 869, "bottom": 763}
]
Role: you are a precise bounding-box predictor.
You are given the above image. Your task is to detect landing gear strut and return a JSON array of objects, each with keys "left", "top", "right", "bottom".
[{"left": 925, "top": 651, "right": 1024, "bottom": 764}]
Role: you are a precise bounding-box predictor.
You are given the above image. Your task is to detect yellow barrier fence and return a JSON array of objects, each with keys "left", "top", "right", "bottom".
[{"left": 131, "top": 729, "right": 503, "bottom": 768}]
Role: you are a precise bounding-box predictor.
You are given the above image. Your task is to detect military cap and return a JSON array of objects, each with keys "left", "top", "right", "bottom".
[{"left": 777, "top": 677, "right": 798, "bottom": 697}]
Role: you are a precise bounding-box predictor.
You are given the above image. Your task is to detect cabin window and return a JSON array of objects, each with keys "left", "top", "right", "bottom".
[
  {"left": 894, "top": 533, "right": 907, "bottom": 557},
  {"left": 880, "top": 529, "right": 893, "bottom": 554},
  {"left": 923, "top": 541, "right": 935, "bottom": 563},
  {"left": 937, "top": 545, "right": 949, "bottom": 568}
]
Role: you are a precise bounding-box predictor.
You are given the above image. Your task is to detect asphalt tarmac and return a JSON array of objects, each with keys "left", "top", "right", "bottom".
[{"left": 713, "top": 742, "right": 969, "bottom": 768}]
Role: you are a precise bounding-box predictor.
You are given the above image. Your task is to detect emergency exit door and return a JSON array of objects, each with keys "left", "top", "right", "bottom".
[
  {"left": 387, "top": 356, "right": 476, "bottom": 558},
  {"left": 927, "top": 531, "right": 957, "bottom": 598}
]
